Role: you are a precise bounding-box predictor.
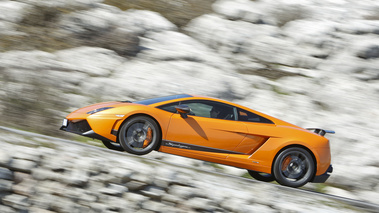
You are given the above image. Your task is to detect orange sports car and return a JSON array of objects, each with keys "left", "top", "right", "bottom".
[{"left": 60, "top": 94, "right": 334, "bottom": 187}]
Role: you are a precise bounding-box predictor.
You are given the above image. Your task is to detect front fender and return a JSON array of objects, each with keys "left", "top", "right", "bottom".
[{"left": 96, "top": 105, "right": 173, "bottom": 141}]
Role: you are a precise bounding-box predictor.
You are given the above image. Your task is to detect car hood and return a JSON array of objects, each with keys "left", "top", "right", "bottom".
[{"left": 70, "top": 101, "right": 136, "bottom": 114}]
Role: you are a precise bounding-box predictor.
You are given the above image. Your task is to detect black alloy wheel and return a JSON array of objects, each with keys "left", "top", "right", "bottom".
[
  {"left": 118, "top": 116, "right": 161, "bottom": 155},
  {"left": 273, "top": 147, "right": 315, "bottom": 188}
]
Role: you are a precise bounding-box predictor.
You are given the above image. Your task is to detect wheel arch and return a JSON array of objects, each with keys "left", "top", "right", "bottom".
[
  {"left": 117, "top": 113, "right": 163, "bottom": 151},
  {"left": 271, "top": 144, "right": 317, "bottom": 180}
]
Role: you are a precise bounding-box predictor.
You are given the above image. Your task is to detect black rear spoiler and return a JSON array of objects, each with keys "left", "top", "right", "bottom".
[{"left": 306, "top": 128, "right": 335, "bottom": 136}]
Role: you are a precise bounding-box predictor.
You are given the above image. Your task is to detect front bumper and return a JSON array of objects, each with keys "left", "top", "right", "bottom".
[
  {"left": 312, "top": 165, "right": 333, "bottom": 183},
  {"left": 60, "top": 119, "right": 111, "bottom": 142}
]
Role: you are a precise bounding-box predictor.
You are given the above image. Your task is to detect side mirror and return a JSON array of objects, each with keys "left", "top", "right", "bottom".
[{"left": 175, "top": 105, "right": 191, "bottom": 118}]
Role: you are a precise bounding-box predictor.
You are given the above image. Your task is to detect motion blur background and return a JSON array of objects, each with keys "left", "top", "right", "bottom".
[{"left": 0, "top": 0, "right": 379, "bottom": 206}]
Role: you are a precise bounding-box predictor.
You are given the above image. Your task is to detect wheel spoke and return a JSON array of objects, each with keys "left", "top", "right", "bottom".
[
  {"left": 282, "top": 169, "right": 290, "bottom": 177},
  {"left": 300, "top": 160, "right": 307, "bottom": 170},
  {"left": 142, "top": 123, "right": 150, "bottom": 131},
  {"left": 130, "top": 140, "right": 142, "bottom": 148}
]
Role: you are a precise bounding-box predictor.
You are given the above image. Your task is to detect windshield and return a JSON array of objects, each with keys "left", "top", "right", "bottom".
[{"left": 134, "top": 94, "right": 192, "bottom": 105}]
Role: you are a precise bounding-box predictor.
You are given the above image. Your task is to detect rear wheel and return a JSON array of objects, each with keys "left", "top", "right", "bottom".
[
  {"left": 118, "top": 116, "right": 161, "bottom": 155},
  {"left": 273, "top": 147, "right": 315, "bottom": 188},
  {"left": 247, "top": 170, "right": 275, "bottom": 182},
  {"left": 102, "top": 141, "right": 124, "bottom": 151}
]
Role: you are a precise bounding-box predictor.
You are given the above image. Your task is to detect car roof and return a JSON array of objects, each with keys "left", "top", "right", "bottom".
[
  {"left": 142, "top": 94, "right": 296, "bottom": 127},
  {"left": 134, "top": 94, "right": 194, "bottom": 105}
]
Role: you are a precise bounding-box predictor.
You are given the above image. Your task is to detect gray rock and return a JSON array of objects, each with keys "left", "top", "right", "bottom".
[
  {"left": 13, "top": 147, "right": 41, "bottom": 162},
  {"left": 0, "top": 1, "right": 32, "bottom": 23},
  {"left": 48, "top": 196, "right": 76, "bottom": 213},
  {"left": 0, "top": 168, "right": 13, "bottom": 180},
  {"left": 31, "top": 168, "right": 58, "bottom": 181},
  {"left": 57, "top": 7, "right": 119, "bottom": 38},
  {"left": 64, "top": 170, "right": 89, "bottom": 187},
  {"left": 141, "top": 200, "right": 167, "bottom": 212},
  {"left": 12, "top": 177, "right": 36, "bottom": 196},
  {"left": 140, "top": 186, "right": 166, "bottom": 200},
  {"left": 9, "top": 159, "right": 37, "bottom": 173},
  {"left": 106, "top": 196, "right": 134, "bottom": 212},
  {"left": 129, "top": 172, "right": 152, "bottom": 184},
  {"left": 168, "top": 185, "right": 199, "bottom": 199},
  {"left": 0, "top": 21, "right": 24, "bottom": 36},
  {"left": 1, "top": 194, "right": 29, "bottom": 210},
  {"left": 337, "top": 20, "right": 379, "bottom": 35},
  {"left": 0, "top": 150, "right": 11, "bottom": 167},
  {"left": 212, "top": 0, "right": 254, "bottom": 21},
  {"left": 357, "top": 44, "right": 379, "bottom": 59},
  {"left": 29, "top": 207, "right": 56, "bottom": 213},
  {"left": 111, "top": 60, "right": 248, "bottom": 100},
  {"left": 124, "top": 192, "right": 149, "bottom": 206},
  {"left": 125, "top": 180, "right": 148, "bottom": 191},
  {"left": 185, "top": 197, "right": 217, "bottom": 212},
  {"left": 186, "top": 14, "right": 280, "bottom": 54},
  {"left": 99, "top": 183, "right": 128, "bottom": 197},
  {"left": 139, "top": 31, "right": 234, "bottom": 71},
  {"left": 0, "top": 205, "right": 15, "bottom": 213},
  {"left": 89, "top": 203, "right": 109, "bottom": 213},
  {"left": 152, "top": 177, "right": 170, "bottom": 189},
  {"left": 0, "top": 179, "right": 13, "bottom": 192},
  {"left": 55, "top": 47, "right": 125, "bottom": 77},
  {"left": 117, "top": 10, "right": 178, "bottom": 35},
  {"left": 106, "top": 167, "right": 134, "bottom": 184},
  {"left": 161, "top": 194, "right": 183, "bottom": 205}
]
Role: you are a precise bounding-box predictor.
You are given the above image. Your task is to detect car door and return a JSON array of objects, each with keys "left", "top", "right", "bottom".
[
  {"left": 163, "top": 100, "right": 248, "bottom": 159},
  {"left": 231, "top": 108, "right": 276, "bottom": 155}
]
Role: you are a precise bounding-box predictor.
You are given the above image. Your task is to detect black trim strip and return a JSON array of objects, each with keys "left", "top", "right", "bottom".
[
  {"left": 111, "top": 129, "right": 118, "bottom": 136},
  {"left": 162, "top": 140, "right": 244, "bottom": 155}
]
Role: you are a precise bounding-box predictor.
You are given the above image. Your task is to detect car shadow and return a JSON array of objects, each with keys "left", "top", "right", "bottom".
[{"left": 183, "top": 117, "right": 208, "bottom": 141}]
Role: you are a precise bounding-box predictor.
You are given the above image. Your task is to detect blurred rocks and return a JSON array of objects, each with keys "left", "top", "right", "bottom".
[
  {"left": 0, "top": 1, "right": 32, "bottom": 23},
  {"left": 0, "top": 129, "right": 370, "bottom": 212},
  {"left": 0, "top": 0, "right": 378, "bottom": 209}
]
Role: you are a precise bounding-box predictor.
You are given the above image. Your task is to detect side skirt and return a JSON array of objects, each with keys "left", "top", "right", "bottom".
[
  {"left": 162, "top": 140, "right": 244, "bottom": 155},
  {"left": 160, "top": 140, "right": 271, "bottom": 173}
]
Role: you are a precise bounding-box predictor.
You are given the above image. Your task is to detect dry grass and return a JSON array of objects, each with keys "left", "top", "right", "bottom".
[{"left": 103, "top": 0, "right": 216, "bottom": 27}]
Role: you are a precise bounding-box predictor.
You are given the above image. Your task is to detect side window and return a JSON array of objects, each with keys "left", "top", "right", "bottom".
[
  {"left": 184, "top": 102, "right": 213, "bottom": 117},
  {"left": 182, "top": 100, "right": 236, "bottom": 120},
  {"left": 157, "top": 100, "right": 237, "bottom": 121},
  {"left": 157, "top": 102, "right": 179, "bottom": 113},
  {"left": 237, "top": 108, "right": 274, "bottom": 124}
]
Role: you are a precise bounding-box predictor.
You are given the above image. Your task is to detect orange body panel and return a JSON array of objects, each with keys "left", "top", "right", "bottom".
[
  {"left": 165, "top": 114, "right": 247, "bottom": 158},
  {"left": 62, "top": 94, "right": 332, "bottom": 182}
]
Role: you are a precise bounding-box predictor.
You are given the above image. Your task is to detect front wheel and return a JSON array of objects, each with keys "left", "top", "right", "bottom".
[
  {"left": 118, "top": 116, "right": 161, "bottom": 155},
  {"left": 272, "top": 147, "right": 315, "bottom": 188}
]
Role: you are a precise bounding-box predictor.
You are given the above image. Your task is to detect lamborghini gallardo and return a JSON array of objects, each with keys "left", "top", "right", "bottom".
[{"left": 61, "top": 94, "right": 334, "bottom": 187}]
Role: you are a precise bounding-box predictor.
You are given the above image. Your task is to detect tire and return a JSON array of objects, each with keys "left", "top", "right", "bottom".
[
  {"left": 247, "top": 170, "right": 275, "bottom": 182},
  {"left": 118, "top": 116, "right": 161, "bottom": 155},
  {"left": 273, "top": 147, "right": 315, "bottom": 188},
  {"left": 102, "top": 141, "right": 124, "bottom": 151}
]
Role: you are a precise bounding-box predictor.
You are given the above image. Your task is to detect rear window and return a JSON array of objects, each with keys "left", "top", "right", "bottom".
[
  {"left": 237, "top": 108, "right": 274, "bottom": 124},
  {"left": 134, "top": 94, "right": 192, "bottom": 105}
]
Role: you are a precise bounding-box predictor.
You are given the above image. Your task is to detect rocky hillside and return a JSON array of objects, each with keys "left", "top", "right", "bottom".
[
  {"left": 1, "top": 127, "right": 376, "bottom": 212},
  {"left": 1, "top": 0, "right": 379, "bottom": 208}
]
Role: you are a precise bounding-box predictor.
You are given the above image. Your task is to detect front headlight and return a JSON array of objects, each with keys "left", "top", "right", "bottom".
[{"left": 87, "top": 107, "right": 114, "bottom": 114}]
